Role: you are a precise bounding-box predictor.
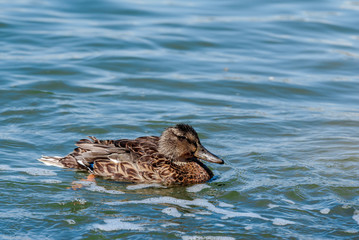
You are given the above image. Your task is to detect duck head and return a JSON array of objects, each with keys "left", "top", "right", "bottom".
[{"left": 158, "top": 124, "right": 224, "bottom": 164}]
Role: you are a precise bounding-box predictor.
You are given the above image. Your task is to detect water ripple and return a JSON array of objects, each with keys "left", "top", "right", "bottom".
[{"left": 1, "top": 0, "right": 359, "bottom": 239}]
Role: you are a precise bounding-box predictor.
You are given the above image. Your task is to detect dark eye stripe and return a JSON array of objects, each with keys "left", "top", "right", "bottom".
[
  {"left": 176, "top": 135, "right": 197, "bottom": 147},
  {"left": 177, "top": 135, "right": 186, "bottom": 140}
]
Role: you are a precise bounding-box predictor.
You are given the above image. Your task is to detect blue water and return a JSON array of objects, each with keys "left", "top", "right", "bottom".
[{"left": 1, "top": 0, "right": 359, "bottom": 239}]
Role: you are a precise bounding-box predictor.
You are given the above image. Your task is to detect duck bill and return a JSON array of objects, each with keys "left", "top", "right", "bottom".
[{"left": 195, "top": 145, "right": 224, "bottom": 164}]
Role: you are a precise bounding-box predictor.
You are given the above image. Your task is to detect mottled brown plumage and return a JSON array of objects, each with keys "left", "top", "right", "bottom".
[{"left": 38, "top": 124, "right": 224, "bottom": 186}]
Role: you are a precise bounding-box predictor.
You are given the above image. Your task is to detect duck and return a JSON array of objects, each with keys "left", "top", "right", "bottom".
[{"left": 38, "top": 124, "right": 224, "bottom": 186}]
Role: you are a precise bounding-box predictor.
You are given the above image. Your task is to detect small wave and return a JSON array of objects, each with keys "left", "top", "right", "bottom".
[
  {"left": 320, "top": 208, "right": 330, "bottom": 215},
  {"left": 23, "top": 167, "right": 57, "bottom": 176},
  {"left": 107, "top": 196, "right": 267, "bottom": 220},
  {"left": 244, "top": 225, "right": 253, "bottom": 230},
  {"left": 282, "top": 199, "right": 295, "bottom": 205},
  {"left": 162, "top": 207, "right": 182, "bottom": 217},
  {"left": 0, "top": 209, "right": 36, "bottom": 219},
  {"left": 161, "top": 222, "right": 180, "bottom": 227},
  {"left": 1, "top": 165, "right": 57, "bottom": 176},
  {"left": 0, "top": 165, "right": 12, "bottom": 171},
  {"left": 268, "top": 203, "right": 280, "bottom": 209},
  {"left": 92, "top": 218, "right": 144, "bottom": 231},
  {"left": 183, "top": 213, "right": 196, "bottom": 217},
  {"left": 218, "top": 202, "right": 234, "bottom": 208},
  {"left": 186, "top": 184, "right": 210, "bottom": 193},
  {"left": 272, "top": 218, "right": 296, "bottom": 226},
  {"left": 41, "top": 179, "right": 62, "bottom": 184},
  {"left": 65, "top": 219, "right": 76, "bottom": 225},
  {"left": 0, "top": 233, "right": 52, "bottom": 240},
  {"left": 73, "top": 181, "right": 124, "bottom": 194},
  {"left": 197, "top": 210, "right": 212, "bottom": 215},
  {"left": 352, "top": 210, "right": 359, "bottom": 225}
]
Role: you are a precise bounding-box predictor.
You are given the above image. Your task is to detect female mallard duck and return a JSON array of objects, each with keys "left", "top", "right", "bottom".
[{"left": 38, "top": 124, "right": 224, "bottom": 185}]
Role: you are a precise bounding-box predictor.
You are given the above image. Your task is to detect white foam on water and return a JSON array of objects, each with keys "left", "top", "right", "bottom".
[
  {"left": 186, "top": 184, "right": 210, "bottom": 193},
  {"left": 86, "top": 183, "right": 124, "bottom": 195},
  {"left": 0, "top": 166, "right": 27, "bottom": 182},
  {"left": 66, "top": 219, "right": 76, "bottom": 225},
  {"left": 161, "top": 222, "right": 180, "bottom": 227},
  {"left": 22, "top": 167, "right": 57, "bottom": 176},
  {"left": 197, "top": 211, "right": 212, "bottom": 215},
  {"left": 74, "top": 181, "right": 124, "bottom": 194},
  {"left": 183, "top": 213, "right": 196, "bottom": 217},
  {"left": 218, "top": 202, "right": 234, "bottom": 208},
  {"left": 162, "top": 207, "right": 182, "bottom": 217},
  {"left": 107, "top": 196, "right": 268, "bottom": 221},
  {"left": 41, "top": 179, "right": 62, "bottom": 184},
  {"left": 268, "top": 204, "right": 279, "bottom": 209},
  {"left": 74, "top": 198, "right": 87, "bottom": 205},
  {"left": 320, "top": 208, "right": 330, "bottom": 214},
  {"left": 272, "top": 218, "right": 296, "bottom": 226},
  {"left": 214, "top": 223, "right": 225, "bottom": 227},
  {"left": 0, "top": 165, "right": 57, "bottom": 176},
  {"left": 0, "top": 209, "right": 35, "bottom": 219},
  {"left": 0, "top": 165, "right": 12, "bottom": 171},
  {"left": 282, "top": 199, "right": 295, "bottom": 205},
  {"left": 0, "top": 235, "right": 32, "bottom": 240},
  {"left": 93, "top": 218, "right": 144, "bottom": 231},
  {"left": 182, "top": 236, "right": 235, "bottom": 240},
  {"left": 344, "top": 229, "right": 359, "bottom": 234},
  {"left": 0, "top": 234, "right": 51, "bottom": 240},
  {"left": 126, "top": 183, "right": 166, "bottom": 190},
  {"left": 352, "top": 210, "right": 359, "bottom": 225},
  {"left": 244, "top": 225, "right": 253, "bottom": 230},
  {"left": 6, "top": 175, "right": 29, "bottom": 181}
]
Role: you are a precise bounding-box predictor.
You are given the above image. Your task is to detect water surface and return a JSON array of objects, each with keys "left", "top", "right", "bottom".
[{"left": 1, "top": 0, "right": 359, "bottom": 239}]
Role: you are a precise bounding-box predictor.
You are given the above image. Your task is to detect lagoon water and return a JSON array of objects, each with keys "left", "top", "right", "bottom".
[{"left": 1, "top": 0, "right": 359, "bottom": 239}]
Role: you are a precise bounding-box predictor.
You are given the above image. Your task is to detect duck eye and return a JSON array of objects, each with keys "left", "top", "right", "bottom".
[{"left": 177, "top": 135, "right": 186, "bottom": 141}]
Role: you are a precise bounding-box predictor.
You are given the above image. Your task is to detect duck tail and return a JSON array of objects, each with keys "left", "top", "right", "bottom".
[{"left": 38, "top": 156, "right": 66, "bottom": 168}]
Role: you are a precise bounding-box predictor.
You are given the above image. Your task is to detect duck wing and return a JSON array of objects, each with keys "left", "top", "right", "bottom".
[{"left": 75, "top": 136, "right": 164, "bottom": 183}]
